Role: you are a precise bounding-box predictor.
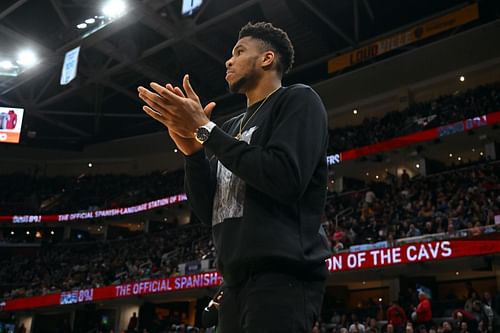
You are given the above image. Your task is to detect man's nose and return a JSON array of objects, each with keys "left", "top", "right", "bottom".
[{"left": 225, "top": 57, "right": 233, "bottom": 69}]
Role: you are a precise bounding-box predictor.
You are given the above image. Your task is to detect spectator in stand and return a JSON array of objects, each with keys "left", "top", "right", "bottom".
[
  {"left": 451, "top": 310, "right": 476, "bottom": 333},
  {"left": 349, "top": 314, "right": 366, "bottom": 333},
  {"left": 367, "top": 318, "right": 378, "bottom": 333},
  {"left": 464, "top": 292, "right": 479, "bottom": 312},
  {"left": 401, "top": 170, "right": 410, "bottom": 187},
  {"left": 330, "top": 311, "right": 341, "bottom": 327},
  {"left": 312, "top": 321, "right": 321, "bottom": 333},
  {"left": 333, "top": 239, "right": 345, "bottom": 253},
  {"left": 127, "top": 312, "right": 138, "bottom": 332},
  {"left": 18, "top": 323, "right": 26, "bottom": 333},
  {"left": 365, "top": 188, "right": 377, "bottom": 206},
  {"left": 339, "top": 314, "right": 349, "bottom": 329},
  {"left": 477, "top": 320, "right": 490, "bottom": 333},
  {"left": 406, "top": 224, "right": 422, "bottom": 238},
  {"left": 406, "top": 322, "right": 414, "bottom": 333},
  {"left": 387, "top": 300, "right": 407, "bottom": 333},
  {"left": 481, "top": 292, "right": 494, "bottom": 310},
  {"left": 417, "top": 325, "right": 428, "bottom": 333},
  {"left": 470, "top": 300, "right": 494, "bottom": 332},
  {"left": 414, "top": 291, "right": 432, "bottom": 329},
  {"left": 459, "top": 321, "right": 469, "bottom": 333},
  {"left": 439, "top": 321, "right": 454, "bottom": 333},
  {"left": 423, "top": 222, "right": 435, "bottom": 235},
  {"left": 384, "top": 324, "right": 395, "bottom": 333},
  {"left": 465, "top": 282, "right": 478, "bottom": 300}
]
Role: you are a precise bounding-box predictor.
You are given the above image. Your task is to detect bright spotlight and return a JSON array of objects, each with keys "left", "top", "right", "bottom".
[
  {"left": 102, "top": 0, "right": 127, "bottom": 18},
  {"left": 415, "top": 163, "right": 420, "bottom": 169},
  {"left": 0, "top": 60, "right": 14, "bottom": 69},
  {"left": 16, "top": 50, "right": 38, "bottom": 67},
  {"left": 77, "top": 23, "right": 88, "bottom": 29},
  {"left": 353, "top": 109, "right": 358, "bottom": 115},
  {"left": 88, "top": 162, "right": 93, "bottom": 168},
  {"left": 85, "top": 18, "right": 96, "bottom": 24},
  {"left": 459, "top": 76, "right": 465, "bottom": 82}
]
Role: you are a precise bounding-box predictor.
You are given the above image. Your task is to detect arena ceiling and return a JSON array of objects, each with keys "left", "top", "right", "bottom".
[{"left": 0, "top": 0, "right": 493, "bottom": 150}]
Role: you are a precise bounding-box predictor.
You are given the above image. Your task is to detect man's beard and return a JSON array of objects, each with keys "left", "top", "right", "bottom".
[
  {"left": 228, "top": 75, "right": 248, "bottom": 94},
  {"left": 227, "top": 58, "right": 257, "bottom": 94}
]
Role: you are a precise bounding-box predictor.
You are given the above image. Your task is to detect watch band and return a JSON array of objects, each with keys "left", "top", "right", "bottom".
[{"left": 194, "top": 121, "right": 216, "bottom": 144}]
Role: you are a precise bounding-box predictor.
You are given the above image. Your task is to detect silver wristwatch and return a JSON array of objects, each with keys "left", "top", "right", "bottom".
[{"left": 194, "top": 121, "right": 216, "bottom": 144}]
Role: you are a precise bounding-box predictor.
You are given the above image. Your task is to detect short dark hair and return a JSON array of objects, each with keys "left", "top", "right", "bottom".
[{"left": 238, "top": 22, "right": 294, "bottom": 76}]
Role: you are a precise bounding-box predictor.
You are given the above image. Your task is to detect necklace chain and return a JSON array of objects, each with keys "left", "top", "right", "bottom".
[{"left": 236, "top": 87, "right": 280, "bottom": 140}]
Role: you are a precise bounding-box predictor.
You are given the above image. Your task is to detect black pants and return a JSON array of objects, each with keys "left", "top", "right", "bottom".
[{"left": 218, "top": 272, "right": 326, "bottom": 333}]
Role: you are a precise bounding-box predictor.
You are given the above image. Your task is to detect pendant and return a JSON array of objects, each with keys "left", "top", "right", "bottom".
[{"left": 235, "top": 133, "right": 241, "bottom": 140}]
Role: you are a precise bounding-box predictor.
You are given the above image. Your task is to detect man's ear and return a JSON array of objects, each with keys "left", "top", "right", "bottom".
[{"left": 261, "top": 50, "right": 276, "bottom": 70}]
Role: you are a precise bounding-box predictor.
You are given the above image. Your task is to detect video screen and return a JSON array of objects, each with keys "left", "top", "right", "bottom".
[
  {"left": 182, "top": 0, "right": 203, "bottom": 15},
  {"left": 0, "top": 106, "right": 24, "bottom": 144}
]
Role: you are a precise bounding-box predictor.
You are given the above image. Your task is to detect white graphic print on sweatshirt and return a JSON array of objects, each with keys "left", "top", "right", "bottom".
[{"left": 212, "top": 126, "right": 258, "bottom": 226}]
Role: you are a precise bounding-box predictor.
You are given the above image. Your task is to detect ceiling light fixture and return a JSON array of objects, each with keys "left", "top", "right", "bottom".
[
  {"left": 16, "top": 50, "right": 38, "bottom": 67},
  {"left": 102, "top": 0, "right": 127, "bottom": 18},
  {"left": 0, "top": 60, "right": 14, "bottom": 69}
]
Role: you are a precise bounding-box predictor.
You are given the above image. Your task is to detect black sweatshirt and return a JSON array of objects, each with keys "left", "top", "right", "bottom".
[{"left": 184, "top": 84, "right": 331, "bottom": 286}]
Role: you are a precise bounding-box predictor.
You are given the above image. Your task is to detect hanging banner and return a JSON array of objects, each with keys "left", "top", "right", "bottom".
[
  {"left": 60, "top": 46, "right": 80, "bottom": 85},
  {"left": 328, "top": 3, "right": 479, "bottom": 74}
]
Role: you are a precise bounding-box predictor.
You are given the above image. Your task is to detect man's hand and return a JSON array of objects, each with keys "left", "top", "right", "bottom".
[
  {"left": 138, "top": 75, "right": 216, "bottom": 155},
  {"left": 138, "top": 74, "right": 215, "bottom": 138}
]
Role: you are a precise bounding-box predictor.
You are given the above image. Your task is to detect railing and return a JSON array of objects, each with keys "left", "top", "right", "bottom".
[
  {"left": 335, "top": 207, "right": 353, "bottom": 229},
  {"left": 344, "top": 223, "right": 500, "bottom": 254}
]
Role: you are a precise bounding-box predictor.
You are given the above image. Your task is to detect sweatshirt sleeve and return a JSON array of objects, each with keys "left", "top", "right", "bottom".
[
  {"left": 184, "top": 149, "right": 216, "bottom": 225},
  {"left": 204, "top": 86, "right": 328, "bottom": 204}
]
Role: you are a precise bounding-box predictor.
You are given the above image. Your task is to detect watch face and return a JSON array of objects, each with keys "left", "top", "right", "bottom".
[{"left": 196, "top": 127, "right": 210, "bottom": 142}]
